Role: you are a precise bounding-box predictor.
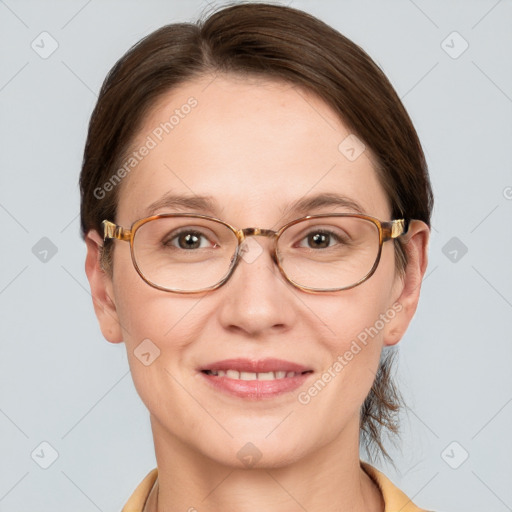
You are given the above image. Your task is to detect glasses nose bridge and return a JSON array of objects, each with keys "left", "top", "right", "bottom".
[
  {"left": 239, "top": 226, "right": 278, "bottom": 240},
  {"left": 237, "top": 226, "right": 279, "bottom": 262}
]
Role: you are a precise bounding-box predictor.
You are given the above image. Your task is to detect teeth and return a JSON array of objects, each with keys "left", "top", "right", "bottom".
[
  {"left": 206, "top": 369, "right": 304, "bottom": 380},
  {"left": 226, "top": 369, "right": 239, "bottom": 379}
]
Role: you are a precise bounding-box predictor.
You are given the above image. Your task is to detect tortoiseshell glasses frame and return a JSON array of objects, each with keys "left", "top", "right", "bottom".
[{"left": 102, "top": 213, "right": 416, "bottom": 294}]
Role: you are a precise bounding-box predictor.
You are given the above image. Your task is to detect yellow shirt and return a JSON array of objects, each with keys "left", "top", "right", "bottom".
[{"left": 121, "top": 462, "right": 431, "bottom": 512}]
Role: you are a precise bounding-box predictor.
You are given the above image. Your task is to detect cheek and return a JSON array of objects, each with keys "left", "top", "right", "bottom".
[
  {"left": 111, "top": 242, "right": 188, "bottom": 338},
  {"left": 319, "top": 293, "right": 386, "bottom": 389},
  {"left": 114, "top": 273, "right": 203, "bottom": 355},
  {"left": 307, "top": 247, "right": 398, "bottom": 396},
  {"left": 112, "top": 285, "right": 205, "bottom": 425},
  {"left": 314, "top": 249, "right": 397, "bottom": 352},
  {"left": 293, "top": 292, "right": 393, "bottom": 452},
  {"left": 110, "top": 248, "right": 197, "bottom": 388}
]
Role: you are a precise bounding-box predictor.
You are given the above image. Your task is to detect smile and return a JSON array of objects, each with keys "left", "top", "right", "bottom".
[
  {"left": 202, "top": 369, "right": 311, "bottom": 380},
  {"left": 199, "top": 368, "right": 314, "bottom": 399}
]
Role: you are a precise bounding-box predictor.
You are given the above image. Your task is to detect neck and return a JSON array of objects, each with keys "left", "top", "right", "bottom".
[{"left": 146, "top": 414, "right": 384, "bottom": 512}]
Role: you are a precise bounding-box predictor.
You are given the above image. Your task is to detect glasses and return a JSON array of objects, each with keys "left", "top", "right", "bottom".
[{"left": 102, "top": 213, "right": 413, "bottom": 294}]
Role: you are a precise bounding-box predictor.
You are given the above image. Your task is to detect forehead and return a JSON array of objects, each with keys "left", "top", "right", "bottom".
[{"left": 116, "top": 74, "right": 390, "bottom": 225}]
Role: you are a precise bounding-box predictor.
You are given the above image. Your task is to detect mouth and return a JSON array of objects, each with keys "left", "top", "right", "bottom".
[
  {"left": 198, "top": 358, "right": 314, "bottom": 399},
  {"left": 199, "top": 357, "right": 313, "bottom": 374},
  {"left": 201, "top": 369, "right": 313, "bottom": 380}
]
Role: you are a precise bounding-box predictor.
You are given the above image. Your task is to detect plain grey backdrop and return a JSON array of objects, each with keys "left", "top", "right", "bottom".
[{"left": 1, "top": 0, "right": 511, "bottom": 511}]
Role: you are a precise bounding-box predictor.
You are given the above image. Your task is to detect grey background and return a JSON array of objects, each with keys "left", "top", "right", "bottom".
[{"left": 1, "top": 0, "right": 511, "bottom": 511}]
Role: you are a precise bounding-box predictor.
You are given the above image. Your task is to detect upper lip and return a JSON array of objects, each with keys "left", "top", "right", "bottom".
[{"left": 199, "top": 358, "right": 313, "bottom": 373}]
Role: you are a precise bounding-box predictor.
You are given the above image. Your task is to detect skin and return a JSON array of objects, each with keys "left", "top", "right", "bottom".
[{"left": 85, "top": 74, "right": 429, "bottom": 512}]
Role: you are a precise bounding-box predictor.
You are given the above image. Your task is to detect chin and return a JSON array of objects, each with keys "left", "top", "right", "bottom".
[{"left": 200, "top": 432, "right": 309, "bottom": 470}]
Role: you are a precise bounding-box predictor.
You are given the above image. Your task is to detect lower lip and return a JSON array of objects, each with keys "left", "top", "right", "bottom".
[{"left": 200, "top": 371, "right": 313, "bottom": 399}]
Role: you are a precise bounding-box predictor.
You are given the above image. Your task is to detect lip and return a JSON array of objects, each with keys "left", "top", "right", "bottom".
[
  {"left": 198, "top": 358, "right": 312, "bottom": 373},
  {"left": 200, "top": 371, "right": 312, "bottom": 399},
  {"left": 198, "top": 358, "right": 314, "bottom": 400}
]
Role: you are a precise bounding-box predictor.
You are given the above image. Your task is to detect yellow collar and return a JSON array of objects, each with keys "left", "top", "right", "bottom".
[{"left": 360, "top": 461, "right": 430, "bottom": 511}]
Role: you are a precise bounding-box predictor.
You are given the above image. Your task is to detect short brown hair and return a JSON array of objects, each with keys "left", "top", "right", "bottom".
[{"left": 79, "top": 1, "right": 433, "bottom": 462}]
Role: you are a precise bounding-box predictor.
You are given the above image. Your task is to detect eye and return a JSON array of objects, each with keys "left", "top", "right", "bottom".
[
  {"left": 296, "top": 229, "right": 349, "bottom": 249},
  {"left": 163, "top": 229, "right": 217, "bottom": 250}
]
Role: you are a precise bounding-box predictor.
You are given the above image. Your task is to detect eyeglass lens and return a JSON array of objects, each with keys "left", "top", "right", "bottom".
[{"left": 132, "top": 216, "right": 381, "bottom": 292}]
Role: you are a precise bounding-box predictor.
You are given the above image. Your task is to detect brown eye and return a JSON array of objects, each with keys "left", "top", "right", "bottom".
[
  {"left": 296, "top": 229, "right": 349, "bottom": 249},
  {"left": 177, "top": 232, "right": 202, "bottom": 249},
  {"left": 306, "top": 231, "right": 331, "bottom": 249},
  {"left": 163, "top": 230, "right": 212, "bottom": 250}
]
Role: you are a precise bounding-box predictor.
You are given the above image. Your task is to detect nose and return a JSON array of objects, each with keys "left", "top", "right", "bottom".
[{"left": 216, "top": 234, "right": 298, "bottom": 336}]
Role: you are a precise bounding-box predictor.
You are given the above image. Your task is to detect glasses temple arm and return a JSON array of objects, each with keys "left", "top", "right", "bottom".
[
  {"left": 382, "top": 218, "right": 412, "bottom": 241},
  {"left": 102, "top": 220, "right": 131, "bottom": 241}
]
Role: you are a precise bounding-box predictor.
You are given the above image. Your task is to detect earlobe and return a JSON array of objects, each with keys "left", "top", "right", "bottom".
[
  {"left": 383, "top": 220, "right": 430, "bottom": 347},
  {"left": 84, "top": 229, "right": 124, "bottom": 343}
]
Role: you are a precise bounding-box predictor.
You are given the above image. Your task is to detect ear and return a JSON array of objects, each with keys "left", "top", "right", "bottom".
[
  {"left": 383, "top": 220, "right": 430, "bottom": 347},
  {"left": 84, "top": 229, "right": 124, "bottom": 343}
]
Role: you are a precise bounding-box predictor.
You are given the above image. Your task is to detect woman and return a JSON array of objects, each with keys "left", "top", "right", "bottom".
[{"left": 80, "top": 3, "right": 433, "bottom": 511}]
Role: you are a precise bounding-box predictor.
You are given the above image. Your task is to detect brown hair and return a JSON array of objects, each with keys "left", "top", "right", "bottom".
[{"left": 79, "top": 1, "right": 433, "bottom": 462}]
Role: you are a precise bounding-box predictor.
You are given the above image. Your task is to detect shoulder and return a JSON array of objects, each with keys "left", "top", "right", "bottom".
[
  {"left": 121, "top": 468, "right": 158, "bottom": 512},
  {"left": 361, "top": 461, "right": 435, "bottom": 512}
]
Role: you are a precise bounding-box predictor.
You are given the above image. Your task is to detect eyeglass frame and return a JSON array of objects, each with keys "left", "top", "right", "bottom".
[{"left": 101, "top": 212, "right": 415, "bottom": 294}]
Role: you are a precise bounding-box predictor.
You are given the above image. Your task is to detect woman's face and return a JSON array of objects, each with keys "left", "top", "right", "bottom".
[{"left": 87, "top": 74, "right": 424, "bottom": 468}]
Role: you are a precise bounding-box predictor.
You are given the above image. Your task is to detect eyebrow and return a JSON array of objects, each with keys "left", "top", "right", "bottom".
[
  {"left": 289, "top": 193, "right": 365, "bottom": 216},
  {"left": 143, "top": 194, "right": 220, "bottom": 217},
  {"left": 143, "top": 192, "right": 366, "bottom": 218}
]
